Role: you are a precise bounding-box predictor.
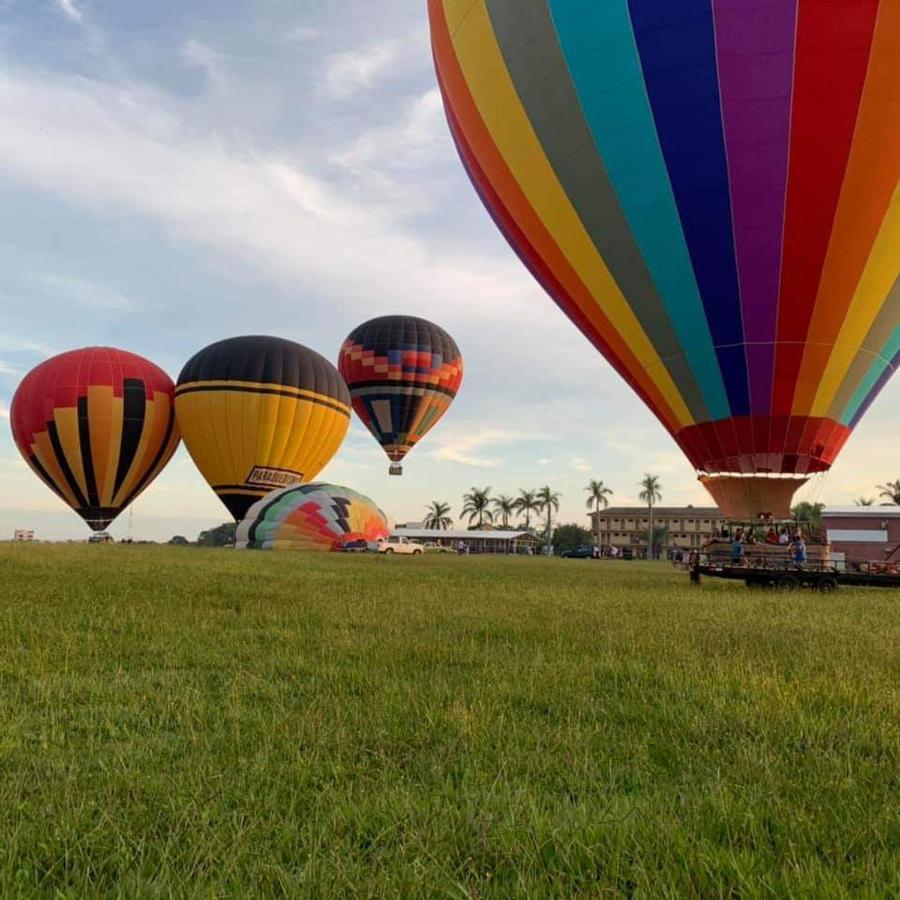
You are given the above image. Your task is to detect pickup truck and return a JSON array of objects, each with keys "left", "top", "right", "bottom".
[
  {"left": 561, "top": 545, "right": 599, "bottom": 559},
  {"left": 369, "top": 536, "right": 423, "bottom": 555}
]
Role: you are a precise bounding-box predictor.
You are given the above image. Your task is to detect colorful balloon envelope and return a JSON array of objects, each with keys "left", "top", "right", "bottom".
[
  {"left": 175, "top": 336, "right": 351, "bottom": 520},
  {"left": 339, "top": 315, "right": 463, "bottom": 474},
  {"left": 10, "top": 347, "right": 179, "bottom": 531},
  {"left": 430, "top": 1, "right": 900, "bottom": 518},
  {"left": 235, "top": 482, "right": 391, "bottom": 551}
]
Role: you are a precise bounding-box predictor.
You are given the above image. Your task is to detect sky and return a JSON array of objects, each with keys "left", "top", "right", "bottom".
[{"left": 1, "top": 0, "right": 899, "bottom": 543}]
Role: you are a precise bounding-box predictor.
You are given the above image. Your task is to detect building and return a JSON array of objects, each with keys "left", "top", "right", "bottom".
[
  {"left": 392, "top": 527, "right": 538, "bottom": 554},
  {"left": 589, "top": 505, "right": 725, "bottom": 554},
  {"left": 13, "top": 529, "right": 35, "bottom": 542},
  {"left": 822, "top": 506, "right": 900, "bottom": 563}
]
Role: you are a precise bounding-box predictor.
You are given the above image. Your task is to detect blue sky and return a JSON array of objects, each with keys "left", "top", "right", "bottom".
[{"left": 2, "top": 0, "right": 898, "bottom": 542}]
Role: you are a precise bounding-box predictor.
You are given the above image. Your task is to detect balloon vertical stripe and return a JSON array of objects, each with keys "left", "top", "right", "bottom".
[
  {"left": 804, "top": 5, "right": 900, "bottom": 416},
  {"left": 712, "top": 0, "right": 797, "bottom": 415},
  {"left": 773, "top": 2, "right": 880, "bottom": 416},
  {"left": 440, "top": 0, "right": 695, "bottom": 426},
  {"left": 627, "top": 0, "right": 749, "bottom": 416},
  {"left": 440, "top": 69, "right": 687, "bottom": 438},
  {"left": 484, "top": 0, "right": 713, "bottom": 424},
  {"left": 547, "top": 0, "right": 731, "bottom": 420},
  {"left": 433, "top": 0, "right": 692, "bottom": 432}
]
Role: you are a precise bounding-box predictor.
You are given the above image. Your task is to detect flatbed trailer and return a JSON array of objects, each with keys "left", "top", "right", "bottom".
[{"left": 689, "top": 557, "right": 900, "bottom": 591}]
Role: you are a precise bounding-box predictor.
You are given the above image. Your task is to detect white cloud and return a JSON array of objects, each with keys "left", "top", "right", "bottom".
[
  {"left": 182, "top": 39, "right": 224, "bottom": 84},
  {"left": 427, "top": 427, "right": 546, "bottom": 468},
  {"left": 0, "top": 400, "right": 9, "bottom": 419},
  {"left": 37, "top": 273, "right": 144, "bottom": 312},
  {"left": 333, "top": 89, "right": 445, "bottom": 171},
  {"left": 283, "top": 26, "right": 320, "bottom": 43},
  {"left": 323, "top": 40, "right": 402, "bottom": 100},
  {"left": 0, "top": 68, "right": 533, "bottom": 328},
  {"left": 56, "top": 0, "right": 83, "bottom": 24}
]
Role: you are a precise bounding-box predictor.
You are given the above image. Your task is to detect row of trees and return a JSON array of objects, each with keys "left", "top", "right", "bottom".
[
  {"left": 854, "top": 480, "right": 900, "bottom": 506},
  {"left": 423, "top": 474, "right": 667, "bottom": 557}
]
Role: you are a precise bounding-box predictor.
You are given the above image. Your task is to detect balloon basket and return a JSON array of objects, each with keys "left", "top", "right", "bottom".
[
  {"left": 389, "top": 464, "right": 403, "bottom": 476},
  {"left": 699, "top": 474, "right": 810, "bottom": 520}
]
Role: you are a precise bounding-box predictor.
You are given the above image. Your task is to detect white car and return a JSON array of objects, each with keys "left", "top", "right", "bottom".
[{"left": 369, "top": 536, "right": 423, "bottom": 555}]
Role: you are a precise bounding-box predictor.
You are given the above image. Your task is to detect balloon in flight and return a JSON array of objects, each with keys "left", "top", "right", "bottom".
[
  {"left": 339, "top": 315, "right": 463, "bottom": 475},
  {"left": 429, "top": 0, "right": 900, "bottom": 517},
  {"left": 175, "top": 336, "right": 351, "bottom": 520},
  {"left": 235, "top": 482, "right": 390, "bottom": 551},
  {"left": 10, "top": 347, "right": 180, "bottom": 531}
]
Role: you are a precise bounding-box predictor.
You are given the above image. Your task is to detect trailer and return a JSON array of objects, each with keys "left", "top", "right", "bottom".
[{"left": 689, "top": 555, "right": 900, "bottom": 591}]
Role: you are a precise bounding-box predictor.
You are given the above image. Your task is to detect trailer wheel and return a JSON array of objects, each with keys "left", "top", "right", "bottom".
[
  {"left": 778, "top": 574, "right": 800, "bottom": 591},
  {"left": 817, "top": 577, "right": 838, "bottom": 593}
]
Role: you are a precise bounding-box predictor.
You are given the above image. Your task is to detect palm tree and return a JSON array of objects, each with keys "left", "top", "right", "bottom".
[
  {"left": 423, "top": 501, "right": 453, "bottom": 530},
  {"left": 854, "top": 497, "right": 875, "bottom": 507},
  {"left": 461, "top": 486, "right": 493, "bottom": 528},
  {"left": 876, "top": 480, "right": 900, "bottom": 505},
  {"left": 536, "top": 485, "right": 561, "bottom": 554},
  {"left": 585, "top": 479, "right": 613, "bottom": 554},
  {"left": 515, "top": 489, "right": 540, "bottom": 530},
  {"left": 638, "top": 474, "right": 662, "bottom": 559},
  {"left": 492, "top": 494, "right": 516, "bottom": 529}
]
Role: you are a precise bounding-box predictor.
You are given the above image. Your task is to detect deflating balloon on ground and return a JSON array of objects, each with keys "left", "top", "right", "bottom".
[{"left": 234, "top": 483, "right": 391, "bottom": 551}]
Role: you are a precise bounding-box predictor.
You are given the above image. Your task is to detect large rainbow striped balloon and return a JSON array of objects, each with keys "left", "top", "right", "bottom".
[
  {"left": 430, "top": 0, "right": 899, "bottom": 517},
  {"left": 235, "top": 483, "right": 390, "bottom": 551}
]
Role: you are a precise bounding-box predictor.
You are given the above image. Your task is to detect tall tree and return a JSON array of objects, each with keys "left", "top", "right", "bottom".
[
  {"left": 877, "top": 480, "right": 900, "bottom": 504},
  {"left": 461, "top": 486, "right": 493, "bottom": 529},
  {"left": 537, "top": 485, "right": 561, "bottom": 554},
  {"left": 515, "top": 489, "right": 540, "bottom": 530},
  {"left": 423, "top": 501, "right": 453, "bottom": 530},
  {"left": 638, "top": 474, "right": 662, "bottom": 559},
  {"left": 585, "top": 479, "right": 613, "bottom": 553},
  {"left": 492, "top": 494, "right": 516, "bottom": 529},
  {"left": 552, "top": 523, "right": 594, "bottom": 555},
  {"left": 854, "top": 497, "right": 874, "bottom": 507},
  {"left": 791, "top": 501, "right": 824, "bottom": 527},
  {"left": 197, "top": 522, "right": 236, "bottom": 547}
]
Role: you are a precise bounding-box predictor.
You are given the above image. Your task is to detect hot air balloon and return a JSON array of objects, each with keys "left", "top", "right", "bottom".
[
  {"left": 429, "top": 1, "right": 900, "bottom": 518},
  {"left": 175, "top": 336, "right": 351, "bottom": 520},
  {"left": 235, "top": 482, "right": 391, "bottom": 551},
  {"left": 338, "top": 316, "right": 463, "bottom": 475},
  {"left": 10, "top": 347, "right": 180, "bottom": 531}
]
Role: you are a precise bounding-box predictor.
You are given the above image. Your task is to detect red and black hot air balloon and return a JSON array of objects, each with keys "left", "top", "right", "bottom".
[
  {"left": 10, "top": 347, "right": 180, "bottom": 531},
  {"left": 338, "top": 316, "right": 463, "bottom": 475}
]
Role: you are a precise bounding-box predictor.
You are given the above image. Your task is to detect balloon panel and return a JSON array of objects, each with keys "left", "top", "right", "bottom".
[
  {"left": 175, "top": 336, "right": 352, "bottom": 520},
  {"left": 10, "top": 347, "right": 179, "bottom": 530},
  {"left": 339, "top": 316, "right": 463, "bottom": 463},
  {"left": 429, "top": 0, "right": 899, "bottom": 478},
  {"left": 235, "top": 483, "right": 391, "bottom": 551}
]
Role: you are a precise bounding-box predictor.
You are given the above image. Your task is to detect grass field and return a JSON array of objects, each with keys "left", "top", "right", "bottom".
[{"left": 0, "top": 545, "right": 897, "bottom": 897}]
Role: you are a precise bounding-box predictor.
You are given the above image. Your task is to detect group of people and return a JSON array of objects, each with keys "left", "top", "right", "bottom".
[{"left": 728, "top": 524, "right": 807, "bottom": 566}]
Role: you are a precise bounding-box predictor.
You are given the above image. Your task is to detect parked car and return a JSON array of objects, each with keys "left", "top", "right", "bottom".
[
  {"left": 561, "top": 545, "right": 599, "bottom": 559},
  {"left": 369, "top": 536, "right": 423, "bottom": 555},
  {"left": 341, "top": 539, "right": 369, "bottom": 553},
  {"left": 423, "top": 542, "right": 454, "bottom": 553}
]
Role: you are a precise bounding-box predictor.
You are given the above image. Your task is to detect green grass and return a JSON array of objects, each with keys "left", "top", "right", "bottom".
[{"left": 0, "top": 545, "right": 897, "bottom": 898}]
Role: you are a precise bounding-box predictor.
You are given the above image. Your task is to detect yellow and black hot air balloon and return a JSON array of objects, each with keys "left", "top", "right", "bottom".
[
  {"left": 10, "top": 347, "right": 180, "bottom": 531},
  {"left": 175, "top": 335, "right": 351, "bottom": 519}
]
